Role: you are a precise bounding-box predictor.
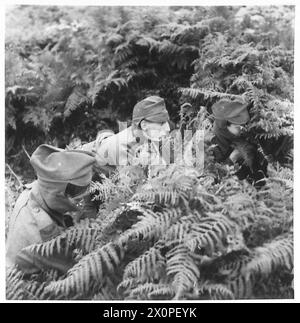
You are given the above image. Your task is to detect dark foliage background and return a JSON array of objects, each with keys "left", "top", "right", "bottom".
[{"left": 5, "top": 5, "right": 294, "bottom": 179}]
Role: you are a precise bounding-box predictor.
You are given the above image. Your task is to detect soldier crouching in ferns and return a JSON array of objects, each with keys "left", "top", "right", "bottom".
[
  {"left": 211, "top": 98, "right": 268, "bottom": 188},
  {"left": 6, "top": 145, "right": 96, "bottom": 274},
  {"left": 80, "top": 95, "right": 171, "bottom": 178}
]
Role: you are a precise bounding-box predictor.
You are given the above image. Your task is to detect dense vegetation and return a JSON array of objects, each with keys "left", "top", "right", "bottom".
[{"left": 5, "top": 5, "right": 294, "bottom": 300}]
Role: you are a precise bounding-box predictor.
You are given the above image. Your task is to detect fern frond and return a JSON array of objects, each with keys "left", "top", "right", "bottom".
[
  {"left": 148, "top": 285, "right": 175, "bottom": 299},
  {"left": 99, "top": 77, "right": 129, "bottom": 91},
  {"left": 64, "top": 86, "right": 88, "bottom": 118},
  {"left": 22, "top": 106, "right": 53, "bottom": 132},
  {"left": 45, "top": 242, "right": 122, "bottom": 296},
  {"left": 117, "top": 278, "right": 139, "bottom": 295},
  {"left": 197, "top": 282, "right": 234, "bottom": 300},
  {"left": 119, "top": 207, "right": 182, "bottom": 244},
  {"left": 92, "top": 287, "right": 116, "bottom": 300},
  {"left": 245, "top": 86, "right": 268, "bottom": 110},
  {"left": 211, "top": 251, "right": 252, "bottom": 278},
  {"left": 23, "top": 281, "right": 52, "bottom": 300},
  {"left": 245, "top": 235, "right": 293, "bottom": 277},
  {"left": 132, "top": 165, "right": 196, "bottom": 206},
  {"left": 163, "top": 221, "right": 192, "bottom": 244},
  {"left": 157, "top": 40, "right": 183, "bottom": 56},
  {"left": 166, "top": 245, "right": 200, "bottom": 299},
  {"left": 226, "top": 275, "right": 253, "bottom": 299},
  {"left": 92, "top": 277, "right": 118, "bottom": 300},
  {"left": 135, "top": 37, "right": 160, "bottom": 52},
  {"left": 124, "top": 246, "right": 165, "bottom": 280},
  {"left": 128, "top": 283, "right": 174, "bottom": 300},
  {"left": 6, "top": 267, "right": 24, "bottom": 300},
  {"left": 114, "top": 43, "right": 133, "bottom": 65},
  {"left": 179, "top": 87, "right": 241, "bottom": 100},
  {"left": 90, "top": 178, "right": 116, "bottom": 202},
  {"left": 95, "top": 69, "right": 129, "bottom": 92},
  {"left": 133, "top": 187, "right": 189, "bottom": 206},
  {"left": 170, "top": 23, "right": 209, "bottom": 45},
  {"left": 186, "top": 216, "right": 240, "bottom": 256},
  {"left": 6, "top": 267, "right": 58, "bottom": 300},
  {"left": 194, "top": 185, "right": 223, "bottom": 211},
  {"left": 25, "top": 220, "right": 101, "bottom": 257},
  {"left": 230, "top": 75, "right": 253, "bottom": 91},
  {"left": 106, "top": 34, "right": 124, "bottom": 47}
]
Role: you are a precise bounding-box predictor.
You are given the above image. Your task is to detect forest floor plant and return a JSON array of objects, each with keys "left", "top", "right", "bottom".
[{"left": 6, "top": 120, "right": 293, "bottom": 300}]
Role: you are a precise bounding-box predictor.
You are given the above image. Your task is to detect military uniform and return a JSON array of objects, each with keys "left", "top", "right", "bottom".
[
  {"left": 82, "top": 126, "right": 145, "bottom": 167},
  {"left": 6, "top": 145, "right": 95, "bottom": 273},
  {"left": 211, "top": 98, "right": 250, "bottom": 162},
  {"left": 211, "top": 98, "right": 268, "bottom": 187},
  {"left": 6, "top": 182, "right": 73, "bottom": 273},
  {"left": 81, "top": 96, "right": 170, "bottom": 169}
]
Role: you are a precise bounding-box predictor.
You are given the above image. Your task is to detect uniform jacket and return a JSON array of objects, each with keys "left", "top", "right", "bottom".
[
  {"left": 6, "top": 181, "right": 74, "bottom": 274},
  {"left": 212, "top": 120, "right": 240, "bottom": 162},
  {"left": 81, "top": 126, "right": 171, "bottom": 169},
  {"left": 212, "top": 120, "right": 268, "bottom": 188},
  {"left": 6, "top": 145, "right": 96, "bottom": 274}
]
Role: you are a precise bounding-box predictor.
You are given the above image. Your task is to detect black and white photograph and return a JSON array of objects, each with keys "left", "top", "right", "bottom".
[{"left": 3, "top": 2, "right": 295, "bottom": 302}]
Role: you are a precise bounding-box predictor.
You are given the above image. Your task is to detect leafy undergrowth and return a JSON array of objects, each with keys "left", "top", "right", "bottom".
[
  {"left": 6, "top": 6, "right": 294, "bottom": 166},
  {"left": 6, "top": 141, "right": 293, "bottom": 300}
]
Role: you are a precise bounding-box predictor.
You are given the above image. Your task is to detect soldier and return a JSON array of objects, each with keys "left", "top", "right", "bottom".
[
  {"left": 6, "top": 144, "right": 96, "bottom": 274},
  {"left": 211, "top": 97, "right": 268, "bottom": 187},
  {"left": 81, "top": 95, "right": 171, "bottom": 171}
]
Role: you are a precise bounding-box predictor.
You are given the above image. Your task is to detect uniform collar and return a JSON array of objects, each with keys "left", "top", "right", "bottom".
[
  {"left": 131, "top": 126, "right": 147, "bottom": 145},
  {"left": 30, "top": 181, "right": 74, "bottom": 228}
]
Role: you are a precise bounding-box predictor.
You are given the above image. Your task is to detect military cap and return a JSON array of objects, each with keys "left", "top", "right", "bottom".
[
  {"left": 132, "top": 96, "right": 169, "bottom": 127},
  {"left": 30, "top": 144, "right": 95, "bottom": 186},
  {"left": 212, "top": 98, "right": 250, "bottom": 125}
]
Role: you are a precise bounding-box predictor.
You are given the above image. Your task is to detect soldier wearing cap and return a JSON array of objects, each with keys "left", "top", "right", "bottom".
[
  {"left": 6, "top": 145, "right": 96, "bottom": 273},
  {"left": 81, "top": 96, "right": 171, "bottom": 170},
  {"left": 211, "top": 97, "right": 250, "bottom": 163},
  {"left": 211, "top": 98, "right": 268, "bottom": 187}
]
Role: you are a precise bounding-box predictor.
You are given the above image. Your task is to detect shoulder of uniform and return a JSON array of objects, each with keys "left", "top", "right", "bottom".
[
  {"left": 27, "top": 197, "right": 51, "bottom": 223},
  {"left": 24, "top": 183, "right": 34, "bottom": 189},
  {"left": 12, "top": 189, "right": 31, "bottom": 217},
  {"left": 27, "top": 198, "right": 61, "bottom": 239}
]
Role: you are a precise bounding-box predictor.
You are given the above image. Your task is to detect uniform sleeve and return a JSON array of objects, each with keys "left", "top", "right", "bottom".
[
  {"left": 7, "top": 208, "right": 72, "bottom": 274},
  {"left": 6, "top": 194, "right": 74, "bottom": 274},
  {"left": 94, "top": 137, "right": 117, "bottom": 166},
  {"left": 13, "top": 218, "right": 74, "bottom": 274},
  {"left": 80, "top": 140, "right": 97, "bottom": 154},
  {"left": 79, "top": 136, "right": 116, "bottom": 165},
  {"left": 80, "top": 138, "right": 117, "bottom": 175},
  {"left": 6, "top": 190, "right": 35, "bottom": 266},
  {"left": 211, "top": 135, "right": 233, "bottom": 162},
  {"left": 94, "top": 136, "right": 132, "bottom": 167}
]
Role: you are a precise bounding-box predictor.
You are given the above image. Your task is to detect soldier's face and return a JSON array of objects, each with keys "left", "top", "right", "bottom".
[
  {"left": 65, "top": 184, "right": 90, "bottom": 209},
  {"left": 227, "top": 123, "right": 244, "bottom": 136},
  {"left": 141, "top": 120, "right": 170, "bottom": 141}
]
